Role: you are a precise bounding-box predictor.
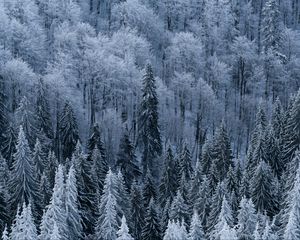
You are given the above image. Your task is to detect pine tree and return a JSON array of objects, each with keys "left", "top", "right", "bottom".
[
  {"left": 250, "top": 160, "right": 278, "bottom": 216},
  {"left": 159, "top": 147, "right": 178, "bottom": 206},
  {"left": 65, "top": 164, "right": 82, "bottom": 239},
  {"left": 8, "top": 126, "right": 41, "bottom": 218},
  {"left": 188, "top": 211, "right": 206, "bottom": 240},
  {"left": 1, "top": 123, "right": 17, "bottom": 169},
  {"left": 59, "top": 101, "right": 80, "bottom": 162},
  {"left": 210, "top": 122, "right": 233, "bottom": 181},
  {"left": 169, "top": 190, "right": 189, "bottom": 224},
  {"left": 12, "top": 203, "right": 38, "bottom": 240},
  {"left": 35, "top": 79, "right": 53, "bottom": 141},
  {"left": 141, "top": 198, "right": 161, "bottom": 240},
  {"left": 39, "top": 165, "right": 68, "bottom": 240},
  {"left": 143, "top": 169, "right": 158, "bottom": 207},
  {"left": 237, "top": 197, "right": 257, "bottom": 240},
  {"left": 179, "top": 145, "right": 193, "bottom": 181},
  {"left": 116, "top": 132, "right": 141, "bottom": 189},
  {"left": 130, "top": 180, "right": 145, "bottom": 240},
  {"left": 86, "top": 123, "right": 106, "bottom": 162},
  {"left": 15, "top": 96, "right": 37, "bottom": 148},
  {"left": 138, "top": 64, "right": 162, "bottom": 175},
  {"left": 117, "top": 216, "right": 134, "bottom": 240},
  {"left": 91, "top": 146, "right": 108, "bottom": 194}
]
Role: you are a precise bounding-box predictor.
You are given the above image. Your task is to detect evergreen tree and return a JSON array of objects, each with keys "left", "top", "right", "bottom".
[
  {"left": 210, "top": 121, "right": 233, "bottom": 181},
  {"left": 163, "top": 220, "right": 187, "bottom": 240},
  {"left": 1, "top": 123, "right": 17, "bottom": 169},
  {"left": 130, "top": 180, "right": 145, "bottom": 240},
  {"left": 250, "top": 160, "right": 278, "bottom": 216},
  {"left": 237, "top": 197, "right": 257, "bottom": 240},
  {"left": 91, "top": 146, "right": 108, "bottom": 194},
  {"left": 35, "top": 79, "right": 53, "bottom": 141},
  {"left": 32, "top": 138, "right": 46, "bottom": 179},
  {"left": 141, "top": 198, "right": 161, "bottom": 240},
  {"left": 272, "top": 97, "right": 283, "bottom": 141},
  {"left": 39, "top": 172, "right": 52, "bottom": 210},
  {"left": 117, "top": 216, "right": 134, "bottom": 240},
  {"left": 59, "top": 101, "right": 80, "bottom": 162},
  {"left": 169, "top": 190, "right": 189, "bottom": 224},
  {"left": 179, "top": 144, "right": 193, "bottom": 181},
  {"left": 200, "top": 138, "right": 213, "bottom": 175},
  {"left": 44, "top": 151, "right": 58, "bottom": 190},
  {"left": 8, "top": 126, "right": 41, "bottom": 218},
  {"left": 0, "top": 76, "right": 8, "bottom": 145},
  {"left": 15, "top": 96, "right": 37, "bottom": 148},
  {"left": 116, "top": 131, "right": 141, "bottom": 189},
  {"left": 143, "top": 169, "right": 158, "bottom": 207},
  {"left": 0, "top": 186, "right": 8, "bottom": 235},
  {"left": 39, "top": 165, "right": 68, "bottom": 240},
  {"left": 188, "top": 211, "right": 206, "bottom": 240},
  {"left": 11, "top": 203, "right": 38, "bottom": 240},
  {"left": 86, "top": 123, "right": 106, "bottom": 162},
  {"left": 73, "top": 142, "right": 98, "bottom": 236},
  {"left": 159, "top": 147, "right": 178, "bottom": 206},
  {"left": 65, "top": 164, "right": 82, "bottom": 239},
  {"left": 138, "top": 64, "right": 162, "bottom": 175},
  {"left": 189, "top": 158, "right": 203, "bottom": 204}
]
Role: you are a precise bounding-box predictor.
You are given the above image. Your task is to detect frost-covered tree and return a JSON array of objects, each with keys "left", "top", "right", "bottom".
[
  {"left": 1, "top": 225, "right": 9, "bottom": 240},
  {"left": 188, "top": 211, "right": 206, "bottom": 240},
  {"left": 169, "top": 190, "right": 189, "bottom": 224},
  {"left": 141, "top": 198, "right": 161, "bottom": 240},
  {"left": 32, "top": 138, "right": 46, "bottom": 179},
  {"left": 1, "top": 123, "right": 17, "bottom": 169},
  {"left": 143, "top": 169, "right": 158, "bottom": 206},
  {"left": 116, "top": 131, "right": 141, "bottom": 189},
  {"left": 59, "top": 101, "right": 80, "bottom": 162},
  {"left": 163, "top": 220, "right": 187, "bottom": 240},
  {"left": 8, "top": 126, "right": 41, "bottom": 218},
  {"left": 179, "top": 145, "right": 193, "bottom": 181},
  {"left": 117, "top": 216, "right": 134, "bottom": 240},
  {"left": 65, "top": 164, "right": 82, "bottom": 239},
  {"left": 91, "top": 146, "right": 108, "bottom": 194},
  {"left": 138, "top": 64, "right": 162, "bottom": 175}
]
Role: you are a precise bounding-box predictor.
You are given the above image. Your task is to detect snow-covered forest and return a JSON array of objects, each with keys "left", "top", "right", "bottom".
[{"left": 0, "top": 0, "right": 300, "bottom": 239}]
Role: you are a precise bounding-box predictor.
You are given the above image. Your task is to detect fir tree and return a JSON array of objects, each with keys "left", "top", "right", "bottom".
[
  {"left": 39, "top": 165, "right": 68, "bottom": 240},
  {"left": 163, "top": 220, "right": 187, "bottom": 240},
  {"left": 44, "top": 151, "right": 58, "bottom": 190},
  {"left": 143, "top": 169, "right": 158, "bottom": 207},
  {"left": 250, "top": 160, "right": 278, "bottom": 216},
  {"left": 11, "top": 203, "right": 38, "bottom": 240},
  {"left": 39, "top": 172, "right": 52, "bottom": 210},
  {"left": 15, "top": 96, "right": 37, "bottom": 148},
  {"left": 130, "top": 180, "right": 145, "bottom": 240},
  {"left": 117, "top": 216, "right": 134, "bottom": 240},
  {"left": 169, "top": 190, "right": 189, "bottom": 224},
  {"left": 189, "top": 158, "right": 203, "bottom": 204},
  {"left": 65, "top": 164, "right": 82, "bottom": 239},
  {"left": 0, "top": 76, "right": 8, "bottom": 145},
  {"left": 59, "top": 101, "right": 80, "bottom": 162},
  {"left": 179, "top": 144, "right": 193, "bottom": 181},
  {"left": 200, "top": 138, "right": 213, "bottom": 175},
  {"left": 141, "top": 198, "right": 161, "bottom": 240},
  {"left": 116, "top": 131, "right": 141, "bottom": 189},
  {"left": 8, "top": 126, "right": 41, "bottom": 218},
  {"left": 1, "top": 123, "right": 17, "bottom": 169},
  {"left": 237, "top": 197, "right": 257, "bottom": 240},
  {"left": 188, "top": 211, "right": 206, "bottom": 240},
  {"left": 35, "top": 79, "right": 53, "bottom": 141},
  {"left": 159, "top": 147, "right": 178, "bottom": 206},
  {"left": 32, "top": 138, "right": 46, "bottom": 179},
  {"left": 91, "top": 146, "right": 109, "bottom": 194},
  {"left": 272, "top": 97, "right": 283, "bottom": 140},
  {"left": 86, "top": 123, "right": 106, "bottom": 162},
  {"left": 138, "top": 64, "right": 162, "bottom": 175}
]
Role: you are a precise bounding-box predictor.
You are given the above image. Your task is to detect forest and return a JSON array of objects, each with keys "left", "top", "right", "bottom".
[{"left": 0, "top": 0, "right": 300, "bottom": 239}]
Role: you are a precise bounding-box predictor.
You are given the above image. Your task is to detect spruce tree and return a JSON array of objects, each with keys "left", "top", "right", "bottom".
[
  {"left": 188, "top": 211, "right": 206, "bottom": 240},
  {"left": 250, "top": 159, "right": 278, "bottom": 216},
  {"left": 65, "top": 164, "right": 82, "bottom": 239},
  {"left": 1, "top": 123, "right": 17, "bottom": 169},
  {"left": 117, "top": 216, "right": 134, "bottom": 240},
  {"left": 159, "top": 147, "right": 178, "bottom": 206},
  {"left": 38, "top": 172, "right": 52, "bottom": 210},
  {"left": 130, "top": 180, "right": 145, "bottom": 240},
  {"left": 210, "top": 121, "right": 233, "bottom": 181},
  {"left": 189, "top": 158, "right": 203, "bottom": 204},
  {"left": 39, "top": 165, "right": 68, "bottom": 240},
  {"left": 44, "top": 151, "right": 58, "bottom": 190},
  {"left": 272, "top": 97, "right": 283, "bottom": 141},
  {"left": 91, "top": 146, "right": 108, "bottom": 194},
  {"left": 237, "top": 197, "right": 257, "bottom": 240},
  {"left": 143, "top": 169, "right": 158, "bottom": 207},
  {"left": 200, "top": 138, "right": 213, "bottom": 175},
  {"left": 163, "top": 220, "right": 187, "bottom": 240},
  {"left": 141, "top": 198, "right": 161, "bottom": 240},
  {"left": 35, "top": 79, "right": 53, "bottom": 141},
  {"left": 179, "top": 144, "right": 193, "bottom": 181},
  {"left": 15, "top": 96, "right": 37, "bottom": 148},
  {"left": 59, "top": 101, "right": 80, "bottom": 162},
  {"left": 138, "top": 64, "right": 162, "bottom": 175},
  {"left": 169, "top": 190, "right": 189, "bottom": 224},
  {"left": 8, "top": 126, "right": 41, "bottom": 218},
  {"left": 32, "top": 138, "right": 46, "bottom": 179},
  {"left": 86, "top": 123, "right": 106, "bottom": 162},
  {"left": 0, "top": 76, "right": 8, "bottom": 145},
  {"left": 116, "top": 132, "right": 141, "bottom": 189}
]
